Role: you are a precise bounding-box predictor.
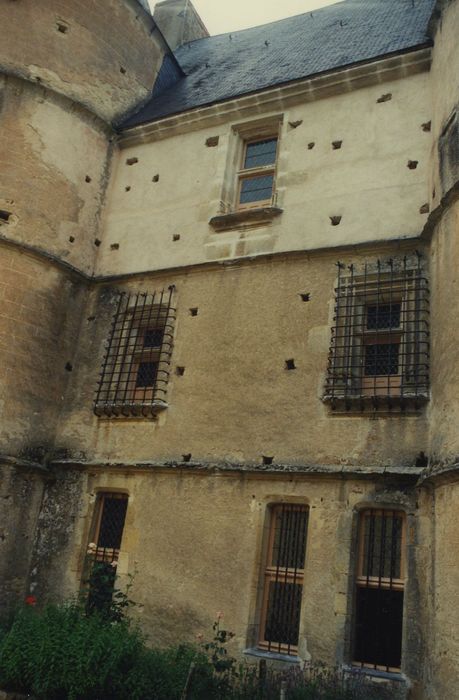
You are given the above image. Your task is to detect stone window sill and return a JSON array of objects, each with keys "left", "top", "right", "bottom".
[
  {"left": 94, "top": 400, "right": 168, "bottom": 418},
  {"left": 343, "top": 665, "right": 406, "bottom": 682},
  {"left": 243, "top": 648, "right": 300, "bottom": 664},
  {"left": 209, "top": 206, "right": 283, "bottom": 232}
]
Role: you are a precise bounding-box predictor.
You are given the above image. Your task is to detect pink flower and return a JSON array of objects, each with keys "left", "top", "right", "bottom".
[{"left": 216, "top": 611, "right": 224, "bottom": 620}]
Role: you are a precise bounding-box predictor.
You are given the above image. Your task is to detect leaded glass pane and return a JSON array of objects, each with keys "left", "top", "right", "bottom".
[
  {"left": 239, "top": 175, "right": 274, "bottom": 204},
  {"left": 364, "top": 343, "right": 399, "bottom": 376},
  {"left": 271, "top": 509, "right": 308, "bottom": 569},
  {"left": 136, "top": 361, "right": 158, "bottom": 388},
  {"left": 362, "top": 513, "right": 403, "bottom": 580},
  {"left": 244, "top": 138, "right": 277, "bottom": 169},
  {"left": 265, "top": 582, "right": 303, "bottom": 645}
]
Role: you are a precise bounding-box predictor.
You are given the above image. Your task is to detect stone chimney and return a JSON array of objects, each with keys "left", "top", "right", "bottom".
[{"left": 153, "top": 0, "right": 209, "bottom": 50}]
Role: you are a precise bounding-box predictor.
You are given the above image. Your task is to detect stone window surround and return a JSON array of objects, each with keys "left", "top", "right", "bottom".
[{"left": 209, "top": 114, "right": 284, "bottom": 232}]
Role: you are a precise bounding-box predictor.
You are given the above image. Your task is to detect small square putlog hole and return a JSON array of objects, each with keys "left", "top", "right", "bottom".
[
  {"left": 332, "top": 140, "right": 343, "bottom": 149},
  {"left": 330, "top": 216, "right": 342, "bottom": 226},
  {"left": 152, "top": 174, "right": 160, "bottom": 182},
  {"left": 182, "top": 453, "right": 192, "bottom": 463},
  {"left": 407, "top": 160, "right": 418, "bottom": 170},
  {"left": 377, "top": 93, "right": 392, "bottom": 103},
  {"left": 205, "top": 136, "right": 219, "bottom": 147},
  {"left": 173, "top": 234, "right": 180, "bottom": 242},
  {"left": 190, "top": 308, "right": 199, "bottom": 316},
  {"left": 176, "top": 366, "right": 185, "bottom": 376},
  {"left": 300, "top": 293, "right": 310, "bottom": 302},
  {"left": 0, "top": 210, "right": 11, "bottom": 223},
  {"left": 262, "top": 455, "right": 274, "bottom": 465},
  {"left": 308, "top": 142, "right": 315, "bottom": 150},
  {"left": 285, "top": 359, "right": 296, "bottom": 370},
  {"left": 126, "top": 157, "right": 138, "bottom": 166}
]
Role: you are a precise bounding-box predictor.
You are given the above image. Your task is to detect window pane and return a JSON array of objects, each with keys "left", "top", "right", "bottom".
[
  {"left": 364, "top": 343, "right": 399, "bottom": 376},
  {"left": 244, "top": 138, "right": 277, "bottom": 169},
  {"left": 97, "top": 496, "right": 128, "bottom": 549},
  {"left": 362, "top": 512, "right": 403, "bottom": 580},
  {"left": 143, "top": 328, "right": 164, "bottom": 348},
  {"left": 264, "top": 581, "right": 303, "bottom": 646},
  {"left": 136, "top": 361, "right": 158, "bottom": 388},
  {"left": 367, "top": 303, "right": 401, "bottom": 330},
  {"left": 272, "top": 509, "right": 308, "bottom": 569},
  {"left": 354, "top": 587, "right": 403, "bottom": 669},
  {"left": 239, "top": 175, "right": 274, "bottom": 204}
]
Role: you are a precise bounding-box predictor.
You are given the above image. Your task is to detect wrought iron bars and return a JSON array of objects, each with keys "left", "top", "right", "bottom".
[
  {"left": 259, "top": 504, "right": 309, "bottom": 655},
  {"left": 324, "top": 255, "right": 429, "bottom": 411},
  {"left": 354, "top": 509, "right": 405, "bottom": 672},
  {"left": 94, "top": 287, "right": 176, "bottom": 417}
]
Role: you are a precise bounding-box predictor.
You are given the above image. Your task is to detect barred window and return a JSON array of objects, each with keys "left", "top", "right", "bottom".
[
  {"left": 258, "top": 504, "right": 309, "bottom": 655},
  {"left": 94, "top": 287, "right": 175, "bottom": 418},
  {"left": 90, "top": 493, "right": 128, "bottom": 565},
  {"left": 85, "top": 493, "right": 128, "bottom": 616},
  {"left": 353, "top": 509, "right": 405, "bottom": 672},
  {"left": 323, "top": 255, "right": 429, "bottom": 411}
]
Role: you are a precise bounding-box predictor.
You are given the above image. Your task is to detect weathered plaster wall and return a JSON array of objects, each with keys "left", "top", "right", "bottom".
[
  {"left": 428, "top": 202, "right": 459, "bottom": 463},
  {"left": 427, "top": 478, "right": 459, "bottom": 700},
  {"left": 0, "top": 462, "right": 47, "bottom": 613},
  {"left": 0, "top": 0, "right": 164, "bottom": 123},
  {"left": 55, "top": 248, "right": 429, "bottom": 468},
  {"left": 0, "top": 248, "right": 87, "bottom": 457},
  {"left": 98, "top": 72, "right": 432, "bottom": 276},
  {"left": 0, "top": 77, "right": 112, "bottom": 274},
  {"left": 30, "top": 465, "right": 424, "bottom": 694},
  {"left": 419, "top": 5, "right": 459, "bottom": 697},
  {"left": 429, "top": 0, "right": 459, "bottom": 200}
]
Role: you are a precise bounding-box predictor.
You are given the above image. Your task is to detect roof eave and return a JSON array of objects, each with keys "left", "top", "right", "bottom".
[{"left": 119, "top": 44, "right": 432, "bottom": 145}]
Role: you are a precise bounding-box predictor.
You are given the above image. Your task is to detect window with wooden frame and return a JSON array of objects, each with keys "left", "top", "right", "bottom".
[
  {"left": 237, "top": 137, "right": 278, "bottom": 210},
  {"left": 258, "top": 504, "right": 309, "bottom": 655},
  {"left": 323, "top": 255, "right": 429, "bottom": 411},
  {"left": 85, "top": 493, "right": 128, "bottom": 614},
  {"left": 89, "top": 493, "right": 128, "bottom": 565},
  {"left": 353, "top": 509, "right": 406, "bottom": 672},
  {"left": 94, "top": 287, "right": 175, "bottom": 418}
]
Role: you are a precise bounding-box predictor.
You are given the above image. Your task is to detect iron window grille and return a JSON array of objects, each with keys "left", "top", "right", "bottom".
[
  {"left": 258, "top": 504, "right": 309, "bottom": 655},
  {"left": 323, "top": 255, "right": 429, "bottom": 411},
  {"left": 94, "top": 287, "right": 175, "bottom": 418},
  {"left": 353, "top": 509, "right": 405, "bottom": 672},
  {"left": 85, "top": 493, "right": 128, "bottom": 615}
]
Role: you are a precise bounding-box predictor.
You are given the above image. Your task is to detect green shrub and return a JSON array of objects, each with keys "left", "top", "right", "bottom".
[
  {"left": 0, "top": 605, "right": 398, "bottom": 700},
  {"left": 0, "top": 603, "right": 214, "bottom": 700}
]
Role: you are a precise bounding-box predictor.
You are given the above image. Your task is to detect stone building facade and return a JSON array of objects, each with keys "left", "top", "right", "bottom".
[{"left": 1, "top": 0, "right": 459, "bottom": 698}]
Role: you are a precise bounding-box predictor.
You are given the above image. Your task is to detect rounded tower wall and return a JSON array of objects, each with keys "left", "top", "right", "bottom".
[{"left": 0, "top": 0, "right": 165, "bottom": 123}]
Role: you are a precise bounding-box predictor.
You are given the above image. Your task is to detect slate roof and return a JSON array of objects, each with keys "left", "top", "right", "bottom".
[{"left": 122, "top": 0, "right": 436, "bottom": 128}]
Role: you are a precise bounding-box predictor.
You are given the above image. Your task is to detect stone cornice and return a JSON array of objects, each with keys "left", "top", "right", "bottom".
[
  {"left": 119, "top": 46, "right": 432, "bottom": 147},
  {"left": 0, "top": 230, "right": 427, "bottom": 285},
  {"left": 51, "top": 458, "right": 422, "bottom": 481}
]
